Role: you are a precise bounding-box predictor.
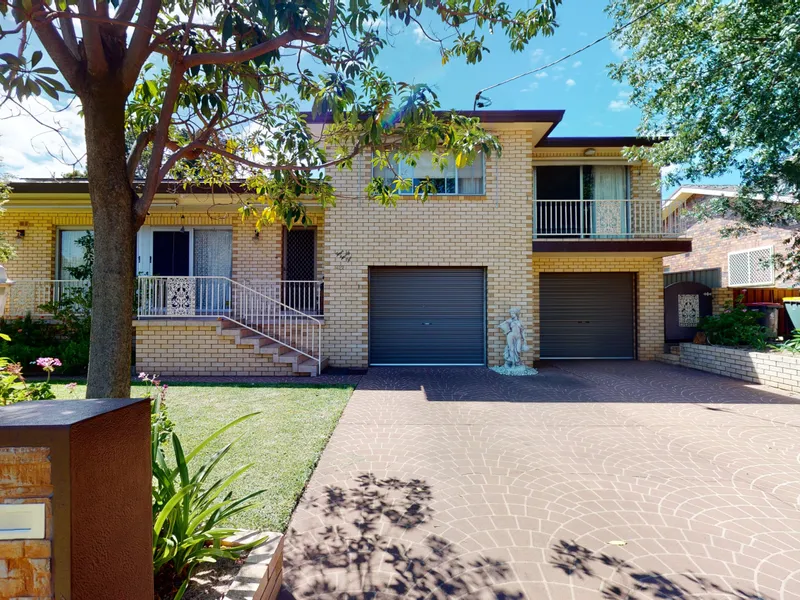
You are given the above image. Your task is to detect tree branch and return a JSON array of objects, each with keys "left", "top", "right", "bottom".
[
  {"left": 127, "top": 127, "right": 155, "bottom": 183},
  {"left": 77, "top": 0, "right": 109, "bottom": 76},
  {"left": 57, "top": 12, "right": 81, "bottom": 60},
  {"left": 134, "top": 64, "right": 184, "bottom": 221},
  {"left": 114, "top": 0, "right": 139, "bottom": 23},
  {"left": 122, "top": 0, "right": 160, "bottom": 91},
  {"left": 30, "top": 1, "right": 83, "bottom": 90},
  {"left": 193, "top": 141, "right": 361, "bottom": 172}
]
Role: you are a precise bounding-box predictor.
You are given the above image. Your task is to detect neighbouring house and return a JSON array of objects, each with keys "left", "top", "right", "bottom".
[
  {"left": 2, "top": 109, "right": 690, "bottom": 376},
  {"left": 662, "top": 185, "right": 799, "bottom": 343}
]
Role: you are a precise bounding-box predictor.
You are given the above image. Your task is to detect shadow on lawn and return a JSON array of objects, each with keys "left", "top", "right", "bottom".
[
  {"left": 549, "top": 540, "right": 772, "bottom": 600},
  {"left": 281, "top": 473, "right": 524, "bottom": 599}
]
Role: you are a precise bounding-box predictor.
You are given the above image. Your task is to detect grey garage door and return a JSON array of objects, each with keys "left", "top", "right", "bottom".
[
  {"left": 540, "top": 273, "right": 635, "bottom": 359},
  {"left": 369, "top": 268, "right": 486, "bottom": 366}
]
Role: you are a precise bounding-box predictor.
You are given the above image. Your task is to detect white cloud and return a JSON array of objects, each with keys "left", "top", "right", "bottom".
[
  {"left": 566, "top": 79, "right": 576, "bottom": 87},
  {"left": 530, "top": 48, "right": 544, "bottom": 63},
  {"left": 0, "top": 97, "right": 85, "bottom": 178},
  {"left": 572, "top": 60, "right": 582, "bottom": 68},
  {"left": 610, "top": 38, "right": 628, "bottom": 59},
  {"left": 579, "top": 31, "right": 588, "bottom": 37},
  {"left": 534, "top": 71, "right": 549, "bottom": 79},
  {"left": 608, "top": 90, "right": 632, "bottom": 112},
  {"left": 412, "top": 25, "right": 436, "bottom": 45}
]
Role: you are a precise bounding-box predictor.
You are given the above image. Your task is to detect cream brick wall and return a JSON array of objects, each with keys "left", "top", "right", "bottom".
[
  {"left": 680, "top": 343, "right": 800, "bottom": 394},
  {"left": 323, "top": 129, "right": 536, "bottom": 368},
  {"left": 134, "top": 321, "right": 294, "bottom": 376},
  {"left": 532, "top": 255, "right": 665, "bottom": 360}
]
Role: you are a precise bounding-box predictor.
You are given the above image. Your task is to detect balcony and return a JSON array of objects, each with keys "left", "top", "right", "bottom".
[{"left": 532, "top": 199, "right": 691, "bottom": 255}]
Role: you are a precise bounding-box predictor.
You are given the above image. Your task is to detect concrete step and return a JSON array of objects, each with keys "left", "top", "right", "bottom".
[{"left": 658, "top": 353, "right": 681, "bottom": 365}]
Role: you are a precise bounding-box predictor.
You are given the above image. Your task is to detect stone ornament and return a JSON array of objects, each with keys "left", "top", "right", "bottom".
[{"left": 492, "top": 307, "right": 537, "bottom": 375}]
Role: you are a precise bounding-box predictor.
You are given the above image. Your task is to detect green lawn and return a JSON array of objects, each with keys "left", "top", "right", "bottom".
[{"left": 50, "top": 381, "right": 353, "bottom": 532}]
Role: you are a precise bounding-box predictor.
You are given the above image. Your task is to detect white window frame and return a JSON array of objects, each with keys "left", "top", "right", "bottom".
[
  {"left": 727, "top": 245, "right": 775, "bottom": 287},
  {"left": 56, "top": 227, "right": 93, "bottom": 280},
  {"left": 373, "top": 151, "right": 486, "bottom": 196}
]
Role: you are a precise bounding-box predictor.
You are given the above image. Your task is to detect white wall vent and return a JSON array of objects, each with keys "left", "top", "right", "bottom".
[{"left": 728, "top": 246, "right": 775, "bottom": 287}]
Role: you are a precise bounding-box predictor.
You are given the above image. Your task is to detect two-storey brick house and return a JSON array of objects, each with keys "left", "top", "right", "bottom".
[{"left": 3, "top": 110, "right": 690, "bottom": 376}]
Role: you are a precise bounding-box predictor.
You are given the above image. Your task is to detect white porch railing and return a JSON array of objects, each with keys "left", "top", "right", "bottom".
[
  {"left": 6, "top": 279, "right": 91, "bottom": 318},
  {"left": 533, "top": 199, "right": 687, "bottom": 239},
  {"left": 136, "top": 276, "right": 322, "bottom": 374},
  {"left": 241, "top": 280, "right": 323, "bottom": 317}
]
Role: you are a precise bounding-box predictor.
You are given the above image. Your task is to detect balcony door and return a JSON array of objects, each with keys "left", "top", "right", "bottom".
[{"left": 535, "top": 165, "right": 629, "bottom": 238}]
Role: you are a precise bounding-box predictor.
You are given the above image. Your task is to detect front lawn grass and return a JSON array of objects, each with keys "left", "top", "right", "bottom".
[{"left": 50, "top": 381, "right": 353, "bottom": 531}]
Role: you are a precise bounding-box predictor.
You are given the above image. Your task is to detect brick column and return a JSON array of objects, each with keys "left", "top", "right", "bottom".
[{"left": 712, "top": 288, "right": 731, "bottom": 315}]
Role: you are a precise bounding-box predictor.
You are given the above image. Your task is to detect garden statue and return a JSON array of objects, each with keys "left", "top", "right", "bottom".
[{"left": 499, "top": 307, "right": 530, "bottom": 368}]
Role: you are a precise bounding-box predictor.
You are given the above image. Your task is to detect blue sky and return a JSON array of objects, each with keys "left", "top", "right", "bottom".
[{"left": 0, "top": 1, "right": 738, "bottom": 194}]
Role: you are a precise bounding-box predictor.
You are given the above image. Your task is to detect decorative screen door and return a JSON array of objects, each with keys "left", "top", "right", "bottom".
[{"left": 193, "top": 229, "right": 233, "bottom": 313}]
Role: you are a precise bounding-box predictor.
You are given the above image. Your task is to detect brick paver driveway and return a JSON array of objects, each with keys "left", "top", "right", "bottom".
[{"left": 282, "top": 362, "right": 800, "bottom": 599}]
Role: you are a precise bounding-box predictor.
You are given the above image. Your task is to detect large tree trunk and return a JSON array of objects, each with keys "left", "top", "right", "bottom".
[{"left": 83, "top": 83, "right": 138, "bottom": 399}]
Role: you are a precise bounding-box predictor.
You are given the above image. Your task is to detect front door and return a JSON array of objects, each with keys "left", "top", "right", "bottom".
[
  {"left": 152, "top": 231, "right": 190, "bottom": 276},
  {"left": 283, "top": 228, "right": 317, "bottom": 312},
  {"left": 664, "top": 281, "right": 713, "bottom": 342}
]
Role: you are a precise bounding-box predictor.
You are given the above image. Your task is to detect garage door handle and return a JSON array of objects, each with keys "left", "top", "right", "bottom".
[{"left": 422, "top": 322, "right": 433, "bottom": 326}]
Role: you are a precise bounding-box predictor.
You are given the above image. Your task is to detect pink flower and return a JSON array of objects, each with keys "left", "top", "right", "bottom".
[
  {"left": 35, "top": 357, "right": 62, "bottom": 373},
  {"left": 66, "top": 382, "right": 77, "bottom": 390},
  {"left": 138, "top": 372, "right": 148, "bottom": 380}
]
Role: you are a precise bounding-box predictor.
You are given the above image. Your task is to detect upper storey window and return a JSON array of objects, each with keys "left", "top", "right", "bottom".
[{"left": 373, "top": 151, "right": 485, "bottom": 195}]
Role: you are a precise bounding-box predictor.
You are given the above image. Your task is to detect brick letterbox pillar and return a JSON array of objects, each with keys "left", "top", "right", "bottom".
[{"left": 0, "top": 398, "right": 152, "bottom": 599}]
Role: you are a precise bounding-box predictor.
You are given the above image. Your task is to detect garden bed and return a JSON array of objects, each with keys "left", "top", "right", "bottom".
[{"left": 679, "top": 343, "right": 800, "bottom": 394}]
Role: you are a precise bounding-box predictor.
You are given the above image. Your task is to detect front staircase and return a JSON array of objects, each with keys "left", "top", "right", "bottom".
[
  {"left": 216, "top": 320, "right": 328, "bottom": 375},
  {"left": 137, "top": 276, "right": 325, "bottom": 376}
]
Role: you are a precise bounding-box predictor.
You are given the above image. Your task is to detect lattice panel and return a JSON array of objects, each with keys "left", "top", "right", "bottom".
[
  {"left": 728, "top": 246, "right": 774, "bottom": 287},
  {"left": 678, "top": 294, "right": 700, "bottom": 327}
]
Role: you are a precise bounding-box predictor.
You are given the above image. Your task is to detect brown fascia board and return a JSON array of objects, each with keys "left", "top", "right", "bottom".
[
  {"left": 8, "top": 179, "right": 250, "bottom": 195},
  {"left": 537, "top": 136, "right": 667, "bottom": 148},
  {"left": 302, "top": 109, "right": 565, "bottom": 126}
]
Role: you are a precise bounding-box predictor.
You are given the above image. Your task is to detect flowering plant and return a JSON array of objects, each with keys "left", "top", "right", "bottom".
[{"left": 0, "top": 338, "right": 60, "bottom": 405}]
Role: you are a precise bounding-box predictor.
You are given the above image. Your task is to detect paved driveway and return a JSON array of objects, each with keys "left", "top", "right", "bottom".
[{"left": 282, "top": 362, "right": 800, "bottom": 599}]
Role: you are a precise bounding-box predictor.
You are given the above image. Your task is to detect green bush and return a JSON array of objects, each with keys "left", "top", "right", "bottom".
[
  {"left": 699, "top": 295, "right": 768, "bottom": 349},
  {"left": 149, "top": 374, "right": 266, "bottom": 600},
  {"left": 0, "top": 315, "right": 89, "bottom": 375}
]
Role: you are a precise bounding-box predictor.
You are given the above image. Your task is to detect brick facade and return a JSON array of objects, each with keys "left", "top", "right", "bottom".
[
  {"left": 134, "top": 320, "right": 294, "bottom": 377},
  {"left": 3, "top": 130, "right": 669, "bottom": 372},
  {"left": 0, "top": 446, "right": 52, "bottom": 600},
  {"left": 663, "top": 194, "right": 799, "bottom": 288}
]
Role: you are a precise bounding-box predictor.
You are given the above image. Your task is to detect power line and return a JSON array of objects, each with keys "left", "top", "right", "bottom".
[{"left": 473, "top": 1, "right": 670, "bottom": 109}]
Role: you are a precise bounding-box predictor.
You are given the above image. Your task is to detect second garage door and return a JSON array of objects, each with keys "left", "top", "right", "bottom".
[
  {"left": 369, "top": 267, "right": 486, "bottom": 366},
  {"left": 540, "top": 273, "right": 635, "bottom": 359}
]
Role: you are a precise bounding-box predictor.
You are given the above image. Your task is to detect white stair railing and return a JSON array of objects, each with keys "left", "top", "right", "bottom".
[{"left": 137, "top": 276, "right": 322, "bottom": 374}]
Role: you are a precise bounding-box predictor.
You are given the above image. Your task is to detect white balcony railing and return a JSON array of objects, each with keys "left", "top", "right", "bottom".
[
  {"left": 6, "top": 279, "right": 91, "bottom": 318},
  {"left": 137, "top": 276, "right": 322, "bottom": 374},
  {"left": 534, "top": 199, "right": 687, "bottom": 239}
]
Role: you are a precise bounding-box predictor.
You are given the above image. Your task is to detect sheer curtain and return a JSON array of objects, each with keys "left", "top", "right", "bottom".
[
  {"left": 457, "top": 153, "right": 484, "bottom": 194},
  {"left": 592, "top": 166, "right": 628, "bottom": 237},
  {"left": 193, "top": 229, "right": 232, "bottom": 312}
]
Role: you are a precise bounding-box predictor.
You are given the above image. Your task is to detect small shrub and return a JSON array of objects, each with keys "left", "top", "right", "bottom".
[
  {"left": 770, "top": 329, "right": 800, "bottom": 353},
  {"left": 149, "top": 374, "right": 266, "bottom": 600},
  {"left": 698, "top": 295, "right": 768, "bottom": 349}
]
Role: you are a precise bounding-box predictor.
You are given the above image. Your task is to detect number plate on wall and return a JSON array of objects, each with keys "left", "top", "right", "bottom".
[{"left": 0, "top": 503, "right": 45, "bottom": 540}]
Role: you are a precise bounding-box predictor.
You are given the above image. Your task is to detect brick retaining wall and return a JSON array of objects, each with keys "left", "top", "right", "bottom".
[{"left": 679, "top": 343, "right": 800, "bottom": 394}]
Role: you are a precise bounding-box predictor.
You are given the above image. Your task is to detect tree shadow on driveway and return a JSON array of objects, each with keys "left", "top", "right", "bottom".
[
  {"left": 281, "top": 473, "right": 525, "bottom": 599},
  {"left": 549, "top": 540, "right": 773, "bottom": 600}
]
